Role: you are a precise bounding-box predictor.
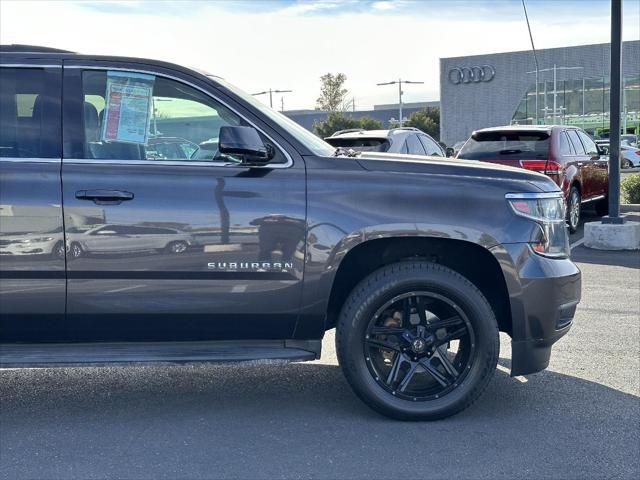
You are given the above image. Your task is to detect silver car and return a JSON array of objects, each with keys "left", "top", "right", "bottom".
[
  {"left": 68, "top": 224, "right": 192, "bottom": 258},
  {"left": 324, "top": 127, "right": 446, "bottom": 157}
]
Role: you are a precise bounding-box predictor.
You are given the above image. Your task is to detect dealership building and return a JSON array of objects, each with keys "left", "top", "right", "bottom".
[{"left": 440, "top": 40, "right": 640, "bottom": 146}]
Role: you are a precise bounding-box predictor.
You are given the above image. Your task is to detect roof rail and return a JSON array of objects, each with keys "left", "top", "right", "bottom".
[
  {"left": 0, "top": 44, "right": 75, "bottom": 54},
  {"left": 330, "top": 128, "right": 365, "bottom": 137},
  {"left": 391, "top": 127, "right": 421, "bottom": 133}
]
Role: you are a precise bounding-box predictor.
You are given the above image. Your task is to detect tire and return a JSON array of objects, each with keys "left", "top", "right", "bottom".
[
  {"left": 622, "top": 158, "right": 633, "bottom": 169},
  {"left": 166, "top": 241, "right": 188, "bottom": 254},
  {"left": 336, "top": 261, "right": 499, "bottom": 421},
  {"left": 567, "top": 186, "right": 581, "bottom": 234},
  {"left": 69, "top": 242, "right": 83, "bottom": 259},
  {"left": 595, "top": 196, "right": 609, "bottom": 217},
  {"left": 52, "top": 241, "right": 66, "bottom": 260}
]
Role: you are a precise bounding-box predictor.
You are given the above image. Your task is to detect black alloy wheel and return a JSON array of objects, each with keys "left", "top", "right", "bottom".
[{"left": 337, "top": 261, "right": 499, "bottom": 420}]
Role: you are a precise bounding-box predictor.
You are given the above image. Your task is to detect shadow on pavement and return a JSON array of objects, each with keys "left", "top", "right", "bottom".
[
  {"left": 1, "top": 361, "right": 638, "bottom": 479},
  {"left": 571, "top": 244, "right": 640, "bottom": 268}
]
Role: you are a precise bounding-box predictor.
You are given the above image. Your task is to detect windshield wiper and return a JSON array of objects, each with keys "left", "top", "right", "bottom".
[{"left": 334, "top": 147, "right": 359, "bottom": 158}]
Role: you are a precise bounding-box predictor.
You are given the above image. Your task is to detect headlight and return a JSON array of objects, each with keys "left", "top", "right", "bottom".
[
  {"left": 506, "top": 192, "right": 569, "bottom": 258},
  {"left": 25, "top": 237, "right": 54, "bottom": 243}
]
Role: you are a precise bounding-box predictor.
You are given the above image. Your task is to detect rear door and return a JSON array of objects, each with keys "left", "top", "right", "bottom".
[
  {"left": 566, "top": 129, "right": 595, "bottom": 199},
  {"left": 577, "top": 130, "right": 607, "bottom": 197},
  {"left": 0, "top": 61, "right": 65, "bottom": 342},
  {"left": 61, "top": 62, "right": 306, "bottom": 342}
]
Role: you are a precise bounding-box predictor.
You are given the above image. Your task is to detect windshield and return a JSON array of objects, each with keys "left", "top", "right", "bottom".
[
  {"left": 325, "top": 137, "right": 390, "bottom": 152},
  {"left": 211, "top": 77, "right": 335, "bottom": 157},
  {"left": 459, "top": 131, "right": 550, "bottom": 160}
]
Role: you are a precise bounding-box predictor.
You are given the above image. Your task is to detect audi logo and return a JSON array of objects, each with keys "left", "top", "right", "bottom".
[{"left": 448, "top": 65, "right": 496, "bottom": 84}]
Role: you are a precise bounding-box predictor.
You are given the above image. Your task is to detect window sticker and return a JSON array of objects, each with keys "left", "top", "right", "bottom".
[{"left": 101, "top": 71, "right": 155, "bottom": 144}]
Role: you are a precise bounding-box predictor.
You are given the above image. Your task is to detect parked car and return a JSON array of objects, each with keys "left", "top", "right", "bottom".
[
  {"left": 325, "top": 127, "right": 446, "bottom": 157},
  {"left": 0, "top": 230, "right": 65, "bottom": 258},
  {"left": 457, "top": 125, "right": 609, "bottom": 232},
  {"left": 0, "top": 45, "right": 581, "bottom": 420},
  {"left": 595, "top": 140, "right": 640, "bottom": 169},
  {"left": 66, "top": 224, "right": 192, "bottom": 258}
]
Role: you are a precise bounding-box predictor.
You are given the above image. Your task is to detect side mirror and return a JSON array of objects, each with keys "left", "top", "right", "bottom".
[
  {"left": 445, "top": 147, "right": 455, "bottom": 158},
  {"left": 218, "top": 126, "right": 271, "bottom": 164}
]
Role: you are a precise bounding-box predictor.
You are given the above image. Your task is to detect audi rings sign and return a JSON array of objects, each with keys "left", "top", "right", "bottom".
[{"left": 448, "top": 65, "right": 495, "bottom": 84}]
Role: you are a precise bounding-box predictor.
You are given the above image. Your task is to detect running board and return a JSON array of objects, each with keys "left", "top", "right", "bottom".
[{"left": 0, "top": 340, "right": 321, "bottom": 368}]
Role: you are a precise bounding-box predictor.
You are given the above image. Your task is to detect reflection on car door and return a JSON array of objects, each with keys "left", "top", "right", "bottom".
[{"left": 61, "top": 63, "right": 306, "bottom": 342}]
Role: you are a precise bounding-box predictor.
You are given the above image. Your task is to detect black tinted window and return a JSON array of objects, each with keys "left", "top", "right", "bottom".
[
  {"left": 458, "top": 131, "right": 550, "bottom": 160},
  {"left": 405, "top": 134, "right": 426, "bottom": 155},
  {"left": 566, "top": 130, "right": 585, "bottom": 155},
  {"left": 419, "top": 135, "right": 443, "bottom": 156},
  {"left": 0, "top": 68, "right": 61, "bottom": 158}
]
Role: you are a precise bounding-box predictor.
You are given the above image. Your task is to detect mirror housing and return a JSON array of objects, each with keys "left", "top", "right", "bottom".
[{"left": 218, "top": 126, "right": 271, "bottom": 164}]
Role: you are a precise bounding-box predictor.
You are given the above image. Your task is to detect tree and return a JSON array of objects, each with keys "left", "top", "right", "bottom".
[
  {"left": 313, "top": 113, "right": 384, "bottom": 138},
  {"left": 313, "top": 112, "right": 360, "bottom": 138},
  {"left": 316, "top": 73, "right": 349, "bottom": 112},
  {"left": 404, "top": 107, "right": 440, "bottom": 139},
  {"left": 358, "top": 116, "right": 383, "bottom": 130}
]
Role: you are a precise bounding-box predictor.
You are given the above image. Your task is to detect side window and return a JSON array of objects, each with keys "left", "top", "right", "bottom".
[
  {"left": 405, "top": 134, "right": 426, "bottom": 155},
  {"left": 566, "top": 130, "right": 586, "bottom": 155},
  {"left": 419, "top": 135, "right": 443, "bottom": 156},
  {"left": 559, "top": 132, "right": 574, "bottom": 156},
  {"left": 577, "top": 131, "right": 598, "bottom": 156},
  {"left": 80, "top": 70, "right": 285, "bottom": 163},
  {"left": 0, "top": 67, "right": 61, "bottom": 158}
]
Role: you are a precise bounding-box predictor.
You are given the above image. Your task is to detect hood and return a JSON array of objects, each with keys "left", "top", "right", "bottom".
[{"left": 355, "top": 152, "right": 560, "bottom": 193}]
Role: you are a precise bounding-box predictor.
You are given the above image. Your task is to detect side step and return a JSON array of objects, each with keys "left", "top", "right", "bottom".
[{"left": 0, "top": 340, "right": 321, "bottom": 368}]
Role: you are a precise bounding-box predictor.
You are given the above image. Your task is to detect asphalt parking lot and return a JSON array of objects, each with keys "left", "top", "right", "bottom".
[{"left": 1, "top": 236, "right": 639, "bottom": 479}]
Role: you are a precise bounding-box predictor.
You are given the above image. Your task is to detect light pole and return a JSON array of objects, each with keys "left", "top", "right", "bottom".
[
  {"left": 252, "top": 88, "right": 293, "bottom": 108},
  {"left": 522, "top": 0, "right": 540, "bottom": 124},
  {"left": 376, "top": 79, "right": 424, "bottom": 127}
]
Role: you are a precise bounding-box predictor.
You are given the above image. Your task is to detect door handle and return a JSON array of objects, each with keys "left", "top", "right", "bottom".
[{"left": 75, "top": 189, "right": 134, "bottom": 205}]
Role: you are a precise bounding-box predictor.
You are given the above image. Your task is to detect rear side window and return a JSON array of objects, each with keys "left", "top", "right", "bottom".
[
  {"left": 0, "top": 67, "right": 61, "bottom": 158},
  {"left": 559, "top": 132, "right": 574, "bottom": 155},
  {"left": 566, "top": 130, "right": 586, "bottom": 155},
  {"left": 459, "top": 131, "right": 550, "bottom": 160},
  {"left": 577, "top": 131, "right": 598, "bottom": 156},
  {"left": 325, "top": 137, "right": 390, "bottom": 152},
  {"left": 418, "top": 135, "right": 443, "bottom": 156},
  {"left": 405, "top": 134, "right": 427, "bottom": 155}
]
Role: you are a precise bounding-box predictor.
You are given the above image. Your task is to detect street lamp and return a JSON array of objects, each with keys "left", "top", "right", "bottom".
[
  {"left": 252, "top": 88, "right": 293, "bottom": 108},
  {"left": 376, "top": 79, "right": 424, "bottom": 127}
]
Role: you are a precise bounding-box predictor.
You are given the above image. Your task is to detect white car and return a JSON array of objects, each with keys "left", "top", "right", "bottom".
[
  {"left": 0, "top": 231, "right": 65, "bottom": 258},
  {"left": 594, "top": 141, "right": 640, "bottom": 168},
  {"left": 68, "top": 224, "right": 192, "bottom": 258}
]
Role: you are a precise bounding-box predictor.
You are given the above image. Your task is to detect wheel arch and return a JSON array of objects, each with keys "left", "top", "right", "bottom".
[{"left": 325, "top": 236, "right": 512, "bottom": 336}]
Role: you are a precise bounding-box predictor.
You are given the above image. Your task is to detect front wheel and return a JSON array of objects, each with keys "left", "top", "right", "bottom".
[
  {"left": 622, "top": 158, "right": 633, "bottom": 169},
  {"left": 165, "top": 241, "right": 188, "bottom": 254},
  {"left": 336, "top": 261, "right": 499, "bottom": 421},
  {"left": 567, "top": 186, "right": 581, "bottom": 233}
]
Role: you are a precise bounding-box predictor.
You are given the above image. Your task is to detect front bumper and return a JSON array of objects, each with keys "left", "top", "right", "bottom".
[{"left": 491, "top": 243, "right": 581, "bottom": 376}]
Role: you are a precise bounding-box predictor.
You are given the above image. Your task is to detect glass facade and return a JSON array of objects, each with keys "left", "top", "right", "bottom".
[{"left": 511, "top": 74, "right": 640, "bottom": 138}]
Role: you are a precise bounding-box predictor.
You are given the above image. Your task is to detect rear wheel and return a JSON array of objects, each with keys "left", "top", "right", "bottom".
[
  {"left": 166, "top": 241, "right": 188, "bottom": 254},
  {"left": 567, "top": 186, "right": 581, "bottom": 233},
  {"left": 336, "top": 261, "right": 499, "bottom": 420}
]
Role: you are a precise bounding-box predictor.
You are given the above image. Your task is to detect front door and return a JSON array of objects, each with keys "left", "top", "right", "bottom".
[{"left": 61, "top": 64, "right": 306, "bottom": 342}]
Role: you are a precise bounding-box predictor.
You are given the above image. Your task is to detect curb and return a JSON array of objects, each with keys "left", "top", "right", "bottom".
[{"left": 621, "top": 204, "right": 640, "bottom": 213}]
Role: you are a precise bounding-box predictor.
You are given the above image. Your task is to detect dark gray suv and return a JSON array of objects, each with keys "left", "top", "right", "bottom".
[{"left": 0, "top": 45, "right": 581, "bottom": 420}]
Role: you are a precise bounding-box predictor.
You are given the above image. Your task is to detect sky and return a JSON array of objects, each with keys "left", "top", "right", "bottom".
[{"left": 1, "top": 0, "right": 639, "bottom": 111}]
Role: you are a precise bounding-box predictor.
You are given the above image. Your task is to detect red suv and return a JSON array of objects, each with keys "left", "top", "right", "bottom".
[{"left": 457, "top": 125, "right": 608, "bottom": 232}]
